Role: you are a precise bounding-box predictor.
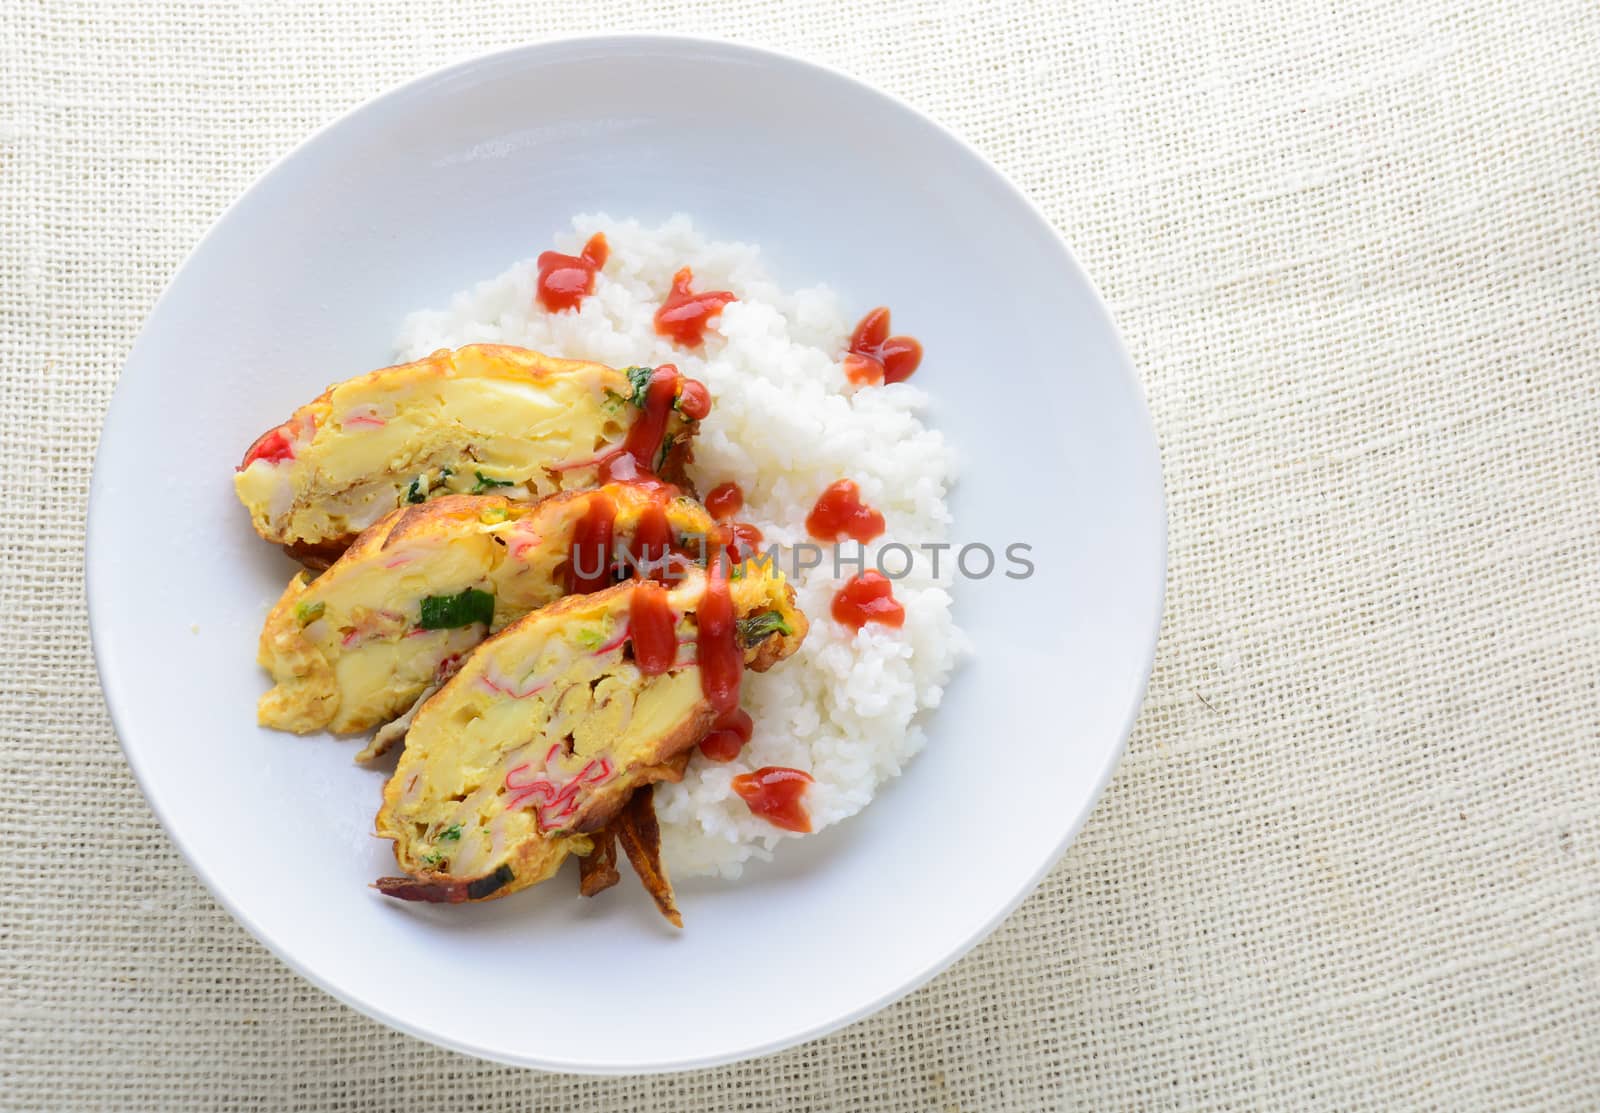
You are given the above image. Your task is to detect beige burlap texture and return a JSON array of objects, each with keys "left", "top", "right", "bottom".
[{"left": 4, "top": 0, "right": 1599, "bottom": 1108}]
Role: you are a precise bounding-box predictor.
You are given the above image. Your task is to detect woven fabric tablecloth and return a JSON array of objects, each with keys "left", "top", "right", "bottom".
[{"left": 5, "top": 1, "right": 1599, "bottom": 1108}]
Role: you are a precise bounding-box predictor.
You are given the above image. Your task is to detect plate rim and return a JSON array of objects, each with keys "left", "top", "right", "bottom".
[{"left": 85, "top": 31, "right": 1167, "bottom": 1074}]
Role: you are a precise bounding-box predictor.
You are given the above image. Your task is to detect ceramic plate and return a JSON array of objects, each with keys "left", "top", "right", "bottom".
[{"left": 87, "top": 35, "right": 1164, "bottom": 1072}]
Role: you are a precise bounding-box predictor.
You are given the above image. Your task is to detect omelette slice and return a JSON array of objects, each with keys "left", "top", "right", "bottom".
[
  {"left": 255, "top": 484, "right": 718, "bottom": 740},
  {"left": 234, "top": 344, "right": 706, "bottom": 563},
  {"left": 373, "top": 562, "right": 807, "bottom": 911}
]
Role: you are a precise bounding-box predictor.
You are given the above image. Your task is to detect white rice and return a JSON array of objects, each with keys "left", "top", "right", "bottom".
[{"left": 395, "top": 214, "right": 963, "bottom": 878}]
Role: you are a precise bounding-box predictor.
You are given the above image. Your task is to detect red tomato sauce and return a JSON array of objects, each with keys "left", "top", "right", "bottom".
[
  {"left": 699, "top": 707, "right": 754, "bottom": 763},
  {"left": 676, "top": 377, "right": 713, "bottom": 420},
  {"left": 628, "top": 581, "right": 677, "bottom": 676},
  {"left": 805, "top": 479, "right": 885, "bottom": 543},
  {"left": 695, "top": 560, "right": 741, "bottom": 714},
  {"left": 832, "top": 571, "right": 905, "bottom": 631},
  {"left": 731, "top": 767, "right": 814, "bottom": 832},
  {"left": 595, "top": 449, "right": 666, "bottom": 490},
  {"left": 704, "top": 481, "right": 744, "bottom": 520},
  {"left": 654, "top": 267, "right": 736, "bottom": 347},
  {"left": 629, "top": 501, "right": 674, "bottom": 579},
  {"left": 722, "top": 521, "right": 764, "bottom": 562},
  {"left": 536, "top": 233, "right": 608, "bottom": 312},
  {"left": 843, "top": 306, "right": 922, "bottom": 385},
  {"left": 566, "top": 493, "right": 616, "bottom": 593}
]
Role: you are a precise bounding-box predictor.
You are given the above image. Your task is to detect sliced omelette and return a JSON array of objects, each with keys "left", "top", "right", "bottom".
[
  {"left": 255, "top": 485, "right": 718, "bottom": 742},
  {"left": 234, "top": 344, "right": 707, "bottom": 563},
  {"left": 373, "top": 563, "right": 807, "bottom": 912}
]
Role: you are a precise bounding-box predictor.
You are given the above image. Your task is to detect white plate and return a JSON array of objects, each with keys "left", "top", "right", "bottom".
[{"left": 87, "top": 36, "right": 1165, "bottom": 1072}]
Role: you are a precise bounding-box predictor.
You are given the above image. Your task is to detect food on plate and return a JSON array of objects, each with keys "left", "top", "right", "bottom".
[
  {"left": 373, "top": 563, "right": 807, "bottom": 919},
  {"left": 394, "top": 215, "right": 963, "bottom": 881},
  {"left": 235, "top": 214, "right": 962, "bottom": 923},
  {"left": 253, "top": 484, "right": 718, "bottom": 742},
  {"left": 233, "top": 343, "right": 707, "bottom": 564}
]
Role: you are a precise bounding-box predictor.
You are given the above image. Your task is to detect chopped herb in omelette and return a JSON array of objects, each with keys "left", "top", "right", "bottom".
[
  {"left": 418, "top": 587, "right": 496, "bottom": 630},
  {"left": 294, "top": 600, "right": 325, "bottom": 626},
  {"left": 404, "top": 466, "right": 454, "bottom": 505},
  {"left": 625, "top": 364, "right": 654, "bottom": 408},
  {"left": 471, "top": 470, "right": 516, "bottom": 495},
  {"left": 737, "top": 610, "right": 792, "bottom": 646}
]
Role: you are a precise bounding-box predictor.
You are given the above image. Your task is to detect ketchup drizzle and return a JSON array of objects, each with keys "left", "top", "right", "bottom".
[
  {"left": 724, "top": 522, "right": 764, "bottom": 562},
  {"left": 695, "top": 559, "right": 741, "bottom": 715},
  {"left": 699, "top": 707, "right": 754, "bottom": 763},
  {"left": 843, "top": 306, "right": 922, "bottom": 386},
  {"left": 806, "top": 480, "right": 885, "bottom": 543},
  {"left": 628, "top": 581, "right": 677, "bottom": 676},
  {"left": 832, "top": 571, "right": 905, "bottom": 631},
  {"left": 630, "top": 501, "right": 674, "bottom": 580},
  {"left": 731, "top": 767, "right": 814, "bottom": 832},
  {"left": 536, "top": 233, "right": 608, "bottom": 312},
  {"left": 676, "top": 378, "right": 712, "bottom": 420},
  {"left": 566, "top": 493, "right": 616, "bottom": 593},
  {"left": 654, "top": 267, "right": 736, "bottom": 347},
  {"left": 704, "top": 481, "right": 744, "bottom": 520}
]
